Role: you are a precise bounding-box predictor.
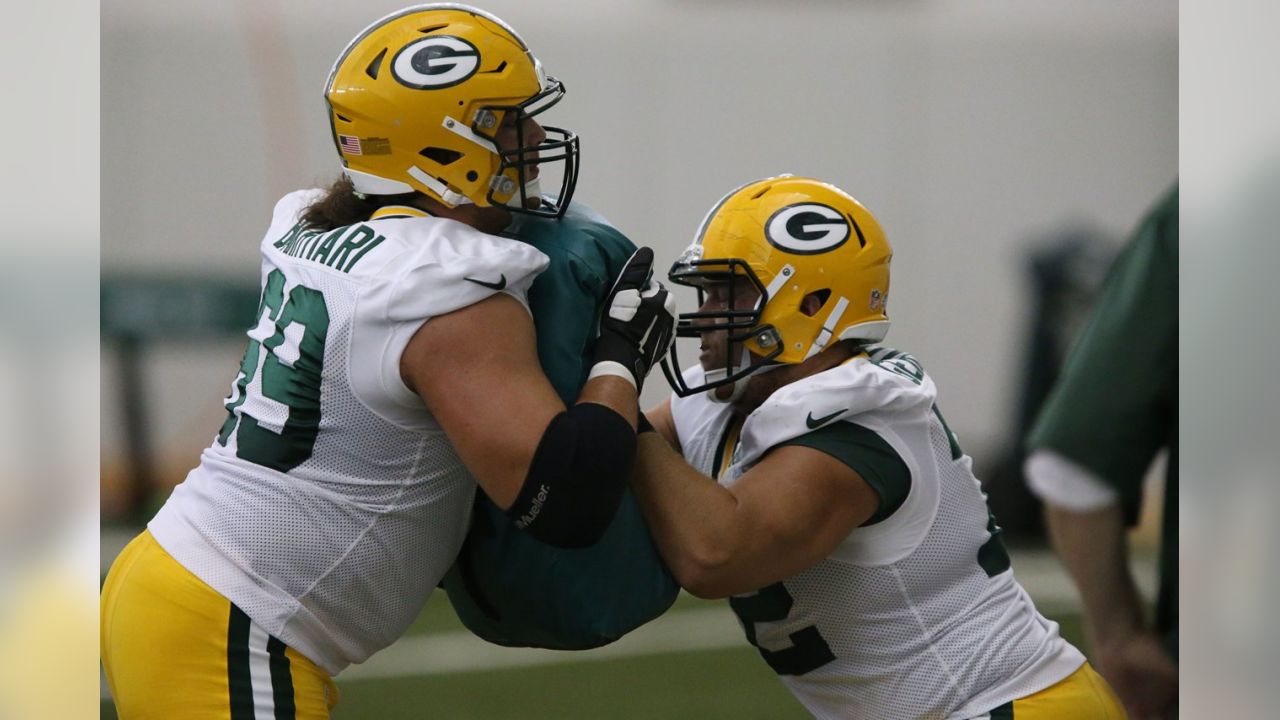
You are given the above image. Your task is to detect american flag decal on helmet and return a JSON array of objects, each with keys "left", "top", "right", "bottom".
[{"left": 339, "top": 135, "right": 363, "bottom": 155}]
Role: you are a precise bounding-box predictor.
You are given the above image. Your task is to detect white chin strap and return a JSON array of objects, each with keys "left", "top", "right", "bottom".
[
  {"left": 706, "top": 349, "right": 783, "bottom": 404},
  {"left": 518, "top": 177, "right": 543, "bottom": 206}
]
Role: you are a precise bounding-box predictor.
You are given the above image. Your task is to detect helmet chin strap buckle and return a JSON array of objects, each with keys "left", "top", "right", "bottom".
[{"left": 491, "top": 175, "right": 517, "bottom": 195}]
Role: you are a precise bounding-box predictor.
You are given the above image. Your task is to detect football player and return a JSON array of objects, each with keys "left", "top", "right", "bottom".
[
  {"left": 100, "top": 5, "right": 675, "bottom": 718},
  {"left": 634, "top": 175, "right": 1127, "bottom": 718}
]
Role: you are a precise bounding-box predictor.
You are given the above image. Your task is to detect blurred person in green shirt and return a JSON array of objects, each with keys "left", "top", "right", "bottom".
[{"left": 1025, "top": 185, "right": 1178, "bottom": 720}]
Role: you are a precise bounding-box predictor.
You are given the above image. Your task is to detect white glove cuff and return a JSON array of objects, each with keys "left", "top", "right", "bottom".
[{"left": 587, "top": 360, "right": 637, "bottom": 389}]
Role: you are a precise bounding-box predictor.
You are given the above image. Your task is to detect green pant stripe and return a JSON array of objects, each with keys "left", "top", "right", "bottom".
[
  {"left": 227, "top": 605, "right": 255, "bottom": 720},
  {"left": 989, "top": 699, "right": 1014, "bottom": 719},
  {"left": 267, "top": 636, "right": 296, "bottom": 720}
]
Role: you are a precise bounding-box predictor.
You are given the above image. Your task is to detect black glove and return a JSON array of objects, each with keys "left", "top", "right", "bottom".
[{"left": 591, "top": 247, "right": 677, "bottom": 392}]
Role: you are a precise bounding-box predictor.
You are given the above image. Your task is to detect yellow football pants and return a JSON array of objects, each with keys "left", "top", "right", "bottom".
[
  {"left": 984, "top": 661, "right": 1128, "bottom": 718},
  {"left": 101, "top": 531, "right": 339, "bottom": 719}
]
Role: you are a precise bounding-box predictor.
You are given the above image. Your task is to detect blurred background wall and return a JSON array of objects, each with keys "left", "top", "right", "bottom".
[{"left": 100, "top": 0, "right": 1177, "bottom": 514}]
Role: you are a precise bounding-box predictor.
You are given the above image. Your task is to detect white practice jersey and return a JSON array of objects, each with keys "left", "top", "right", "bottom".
[
  {"left": 149, "top": 190, "right": 549, "bottom": 675},
  {"left": 670, "top": 349, "right": 1084, "bottom": 719}
]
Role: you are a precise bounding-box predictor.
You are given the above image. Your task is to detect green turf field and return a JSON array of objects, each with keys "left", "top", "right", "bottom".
[
  {"left": 101, "top": 586, "right": 1086, "bottom": 719},
  {"left": 335, "top": 645, "right": 806, "bottom": 719}
]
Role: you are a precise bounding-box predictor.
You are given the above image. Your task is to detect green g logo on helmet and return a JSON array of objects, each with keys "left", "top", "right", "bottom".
[
  {"left": 765, "top": 203, "right": 851, "bottom": 254},
  {"left": 392, "top": 36, "right": 481, "bottom": 89}
]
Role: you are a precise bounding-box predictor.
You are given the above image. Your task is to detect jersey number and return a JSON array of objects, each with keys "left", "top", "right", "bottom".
[
  {"left": 929, "top": 404, "right": 1011, "bottom": 577},
  {"left": 874, "top": 349, "right": 1011, "bottom": 577},
  {"left": 217, "top": 269, "right": 330, "bottom": 471},
  {"left": 729, "top": 583, "right": 835, "bottom": 676}
]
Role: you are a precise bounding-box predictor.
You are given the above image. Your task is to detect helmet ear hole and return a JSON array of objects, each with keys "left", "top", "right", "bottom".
[
  {"left": 419, "top": 147, "right": 463, "bottom": 166},
  {"left": 365, "top": 48, "right": 387, "bottom": 80},
  {"left": 801, "top": 289, "right": 831, "bottom": 317},
  {"left": 848, "top": 214, "right": 867, "bottom": 248}
]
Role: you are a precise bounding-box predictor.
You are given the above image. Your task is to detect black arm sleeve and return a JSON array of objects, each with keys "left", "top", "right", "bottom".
[{"left": 505, "top": 402, "right": 635, "bottom": 548}]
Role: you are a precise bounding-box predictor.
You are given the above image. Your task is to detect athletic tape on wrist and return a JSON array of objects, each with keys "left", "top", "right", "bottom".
[{"left": 587, "top": 361, "right": 637, "bottom": 389}]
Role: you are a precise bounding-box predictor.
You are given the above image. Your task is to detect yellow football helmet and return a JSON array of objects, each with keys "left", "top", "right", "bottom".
[
  {"left": 324, "top": 4, "right": 578, "bottom": 217},
  {"left": 662, "top": 175, "right": 892, "bottom": 397}
]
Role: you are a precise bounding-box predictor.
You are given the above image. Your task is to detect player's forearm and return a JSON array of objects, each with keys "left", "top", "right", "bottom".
[
  {"left": 1045, "top": 503, "right": 1147, "bottom": 644},
  {"left": 632, "top": 433, "right": 744, "bottom": 597},
  {"left": 577, "top": 375, "right": 639, "bottom": 429}
]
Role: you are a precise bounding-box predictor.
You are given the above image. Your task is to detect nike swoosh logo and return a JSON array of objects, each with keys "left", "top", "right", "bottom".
[
  {"left": 806, "top": 409, "right": 844, "bottom": 429},
  {"left": 464, "top": 274, "right": 507, "bottom": 290}
]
